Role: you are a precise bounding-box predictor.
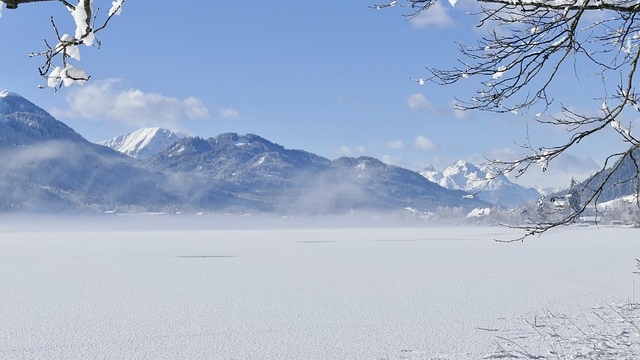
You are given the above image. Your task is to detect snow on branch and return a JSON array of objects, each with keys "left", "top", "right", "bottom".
[{"left": 1, "top": 0, "right": 125, "bottom": 91}]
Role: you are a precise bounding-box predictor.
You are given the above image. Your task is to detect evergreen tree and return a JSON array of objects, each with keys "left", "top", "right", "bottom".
[{"left": 568, "top": 178, "right": 581, "bottom": 214}]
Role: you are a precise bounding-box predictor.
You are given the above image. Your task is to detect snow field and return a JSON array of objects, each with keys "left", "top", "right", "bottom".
[{"left": 0, "top": 216, "right": 637, "bottom": 359}]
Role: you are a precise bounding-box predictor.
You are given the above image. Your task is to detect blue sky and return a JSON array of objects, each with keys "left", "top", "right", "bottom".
[{"left": 0, "top": 0, "right": 624, "bottom": 189}]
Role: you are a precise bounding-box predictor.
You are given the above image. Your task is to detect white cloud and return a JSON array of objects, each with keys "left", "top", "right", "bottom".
[
  {"left": 221, "top": 108, "right": 240, "bottom": 119},
  {"left": 50, "top": 79, "right": 211, "bottom": 129},
  {"left": 410, "top": 2, "right": 454, "bottom": 28},
  {"left": 387, "top": 140, "right": 404, "bottom": 150},
  {"left": 338, "top": 145, "right": 352, "bottom": 155},
  {"left": 336, "top": 145, "right": 366, "bottom": 157},
  {"left": 481, "top": 147, "right": 520, "bottom": 163},
  {"left": 480, "top": 148, "right": 602, "bottom": 191},
  {"left": 381, "top": 155, "right": 406, "bottom": 166},
  {"left": 407, "top": 93, "right": 436, "bottom": 113},
  {"left": 414, "top": 135, "right": 437, "bottom": 151},
  {"left": 450, "top": 100, "right": 469, "bottom": 120},
  {"left": 518, "top": 154, "right": 601, "bottom": 191}
]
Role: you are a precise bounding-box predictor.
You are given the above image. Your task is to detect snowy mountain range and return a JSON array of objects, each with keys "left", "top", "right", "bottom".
[
  {"left": 0, "top": 91, "right": 490, "bottom": 214},
  {"left": 146, "top": 134, "right": 486, "bottom": 213},
  {"left": 7, "top": 90, "right": 638, "bottom": 216},
  {"left": 99, "top": 127, "right": 184, "bottom": 159},
  {"left": 100, "top": 127, "right": 540, "bottom": 209},
  {"left": 99, "top": 128, "right": 540, "bottom": 209},
  {"left": 420, "top": 160, "right": 541, "bottom": 208}
]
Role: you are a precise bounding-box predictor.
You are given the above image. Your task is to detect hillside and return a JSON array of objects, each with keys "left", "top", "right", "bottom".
[{"left": 0, "top": 92, "right": 489, "bottom": 214}]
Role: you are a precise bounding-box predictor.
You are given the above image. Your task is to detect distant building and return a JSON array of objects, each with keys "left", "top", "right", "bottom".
[
  {"left": 578, "top": 215, "right": 602, "bottom": 225},
  {"left": 550, "top": 195, "right": 571, "bottom": 211},
  {"left": 467, "top": 207, "right": 491, "bottom": 218}
]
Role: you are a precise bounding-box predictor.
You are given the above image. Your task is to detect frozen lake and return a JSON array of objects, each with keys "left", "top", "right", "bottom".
[{"left": 0, "top": 215, "right": 638, "bottom": 359}]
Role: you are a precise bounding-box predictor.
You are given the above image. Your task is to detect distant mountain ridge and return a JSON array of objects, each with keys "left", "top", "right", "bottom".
[
  {"left": 421, "top": 160, "right": 541, "bottom": 208},
  {"left": 0, "top": 92, "right": 490, "bottom": 214},
  {"left": 0, "top": 90, "right": 86, "bottom": 147},
  {"left": 99, "top": 127, "right": 184, "bottom": 159},
  {"left": 148, "top": 134, "right": 485, "bottom": 213},
  {"left": 101, "top": 129, "right": 537, "bottom": 209}
]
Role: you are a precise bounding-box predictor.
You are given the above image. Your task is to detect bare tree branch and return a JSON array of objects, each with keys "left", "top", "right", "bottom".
[
  {"left": 374, "top": 0, "right": 640, "bottom": 238},
  {"left": 2, "top": 0, "right": 74, "bottom": 10}
]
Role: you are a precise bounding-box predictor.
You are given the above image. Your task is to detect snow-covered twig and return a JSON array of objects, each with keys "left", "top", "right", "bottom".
[{"left": 3, "top": 0, "right": 125, "bottom": 90}]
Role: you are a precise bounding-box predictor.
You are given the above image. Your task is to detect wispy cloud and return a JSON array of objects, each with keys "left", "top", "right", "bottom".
[
  {"left": 50, "top": 79, "right": 211, "bottom": 129},
  {"left": 479, "top": 148, "right": 602, "bottom": 190},
  {"left": 381, "top": 154, "right": 406, "bottom": 166},
  {"left": 450, "top": 100, "right": 469, "bottom": 120},
  {"left": 414, "top": 135, "right": 437, "bottom": 151},
  {"left": 221, "top": 108, "right": 240, "bottom": 119},
  {"left": 410, "top": 2, "right": 454, "bottom": 28},
  {"left": 336, "top": 96, "right": 363, "bottom": 108},
  {"left": 407, "top": 93, "right": 436, "bottom": 113},
  {"left": 387, "top": 140, "right": 404, "bottom": 150},
  {"left": 335, "top": 145, "right": 367, "bottom": 157}
]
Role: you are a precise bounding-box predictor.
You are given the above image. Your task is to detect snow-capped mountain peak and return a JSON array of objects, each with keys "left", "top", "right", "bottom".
[
  {"left": 99, "top": 127, "right": 184, "bottom": 159},
  {"left": 0, "top": 90, "right": 17, "bottom": 98},
  {"left": 441, "top": 160, "right": 491, "bottom": 189},
  {"left": 0, "top": 90, "right": 84, "bottom": 145},
  {"left": 422, "top": 160, "right": 489, "bottom": 191},
  {"left": 420, "top": 160, "right": 540, "bottom": 208},
  {"left": 0, "top": 91, "right": 52, "bottom": 119}
]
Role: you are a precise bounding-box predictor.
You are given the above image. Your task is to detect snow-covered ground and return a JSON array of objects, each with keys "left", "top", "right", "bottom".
[{"left": 0, "top": 215, "right": 638, "bottom": 359}]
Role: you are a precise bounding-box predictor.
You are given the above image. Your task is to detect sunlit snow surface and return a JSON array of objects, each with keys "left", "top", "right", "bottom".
[{"left": 1, "top": 215, "right": 638, "bottom": 359}]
